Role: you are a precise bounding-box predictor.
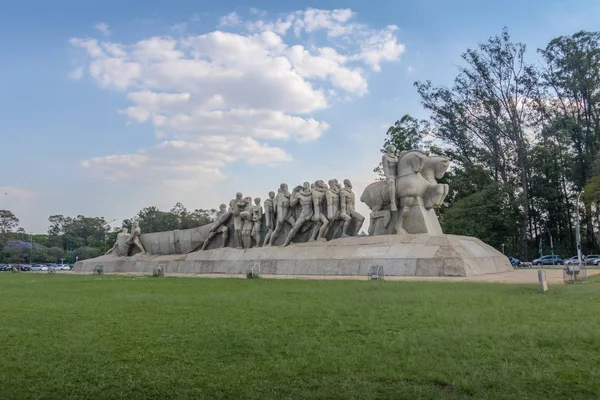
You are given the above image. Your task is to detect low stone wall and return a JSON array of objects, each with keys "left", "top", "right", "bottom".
[{"left": 76, "top": 234, "right": 513, "bottom": 277}]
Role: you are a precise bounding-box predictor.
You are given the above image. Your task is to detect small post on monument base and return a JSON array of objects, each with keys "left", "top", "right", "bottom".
[{"left": 538, "top": 270, "right": 548, "bottom": 293}]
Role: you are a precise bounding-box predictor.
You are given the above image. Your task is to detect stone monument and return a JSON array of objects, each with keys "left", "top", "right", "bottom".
[{"left": 75, "top": 147, "right": 512, "bottom": 278}]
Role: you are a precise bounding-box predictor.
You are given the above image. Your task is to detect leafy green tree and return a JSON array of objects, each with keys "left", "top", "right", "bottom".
[
  {"left": 442, "top": 183, "right": 518, "bottom": 253},
  {"left": 539, "top": 31, "right": 600, "bottom": 251},
  {"left": 0, "top": 210, "right": 20, "bottom": 243},
  {"left": 415, "top": 28, "right": 539, "bottom": 257},
  {"left": 374, "top": 114, "right": 427, "bottom": 176}
]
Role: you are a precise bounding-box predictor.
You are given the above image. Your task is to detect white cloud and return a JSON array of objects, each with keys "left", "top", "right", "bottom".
[
  {"left": 70, "top": 8, "right": 404, "bottom": 189},
  {"left": 95, "top": 22, "right": 110, "bottom": 36},
  {"left": 357, "top": 25, "right": 405, "bottom": 71},
  {"left": 67, "top": 66, "right": 83, "bottom": 80},
  {"left": 219, "top": 12, "right": 241, "bottom": 26}
]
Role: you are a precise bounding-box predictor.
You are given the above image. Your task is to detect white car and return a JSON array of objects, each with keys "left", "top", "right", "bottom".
[
  {"left": 40, "top": 266, "right": 48, "bottom": 271},
  {"left": 564, "top": 256, "right": 581, "bottom": 265},
  {"left": 58, "top": 265, "right": 70, "bottom": 270}
]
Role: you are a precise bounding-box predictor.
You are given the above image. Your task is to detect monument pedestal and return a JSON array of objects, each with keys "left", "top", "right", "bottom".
[{"left": 75, "top": 233, "right": 512, "bottom": 277}]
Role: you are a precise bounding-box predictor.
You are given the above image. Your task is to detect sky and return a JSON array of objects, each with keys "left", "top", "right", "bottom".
[{"left": 1, "top": 0, "right": 599, "bottom": 234}]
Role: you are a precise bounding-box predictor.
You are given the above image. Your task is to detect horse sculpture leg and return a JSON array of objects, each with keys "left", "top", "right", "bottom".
[
  {"left": 423, "top": 183, "right": 447, "bottom": 210},
  {"left": 395, "top": 196, "right": 415, "bottom": 234}
]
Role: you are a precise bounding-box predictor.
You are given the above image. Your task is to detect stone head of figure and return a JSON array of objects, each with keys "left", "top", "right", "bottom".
[
  {"left": 328, "top": 179, "right": 339, "bottom": 190},
  {"left": 303, "top": 181, "right": 310, "bottom": 190},
  {"left": 315, "top": 180, "right": 326, "bottom": 189},
  {"left": 385, "top": 144, "right": 397, "bottom": 155},
  {"left": 244, "top": 196, "right": 252, "bottom": 203},
  {"left": 268, "top": 191, "right": 275, "bottom": 199},
  {"left": 254, "top": 197, "right": 261, "bottom": 205},
  {"left": 133, "top": 221, "right": 139, "bottom": 228},
  {"left": 236, "top": 192, "right": 243, "bottom": 200},
  {"left": 280, "top": 183, "right": 288, "bottom": 193},
  {"left": 121, "top": 227, "right": 129, "bottom": 234},
  {"left": 219, "top": 203, "right": 227, "bottom": 212},
  {"left": 343, "top": 179, "right": 352, "bottom": 189}
]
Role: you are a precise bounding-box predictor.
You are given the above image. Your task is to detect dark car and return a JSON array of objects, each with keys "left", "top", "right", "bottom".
[
  {"left": 19, "top": 265, "right": 31, "bottom": 271},
  {"left": 0, "top": 264, "right": 11, "bottom": 271},
  {"left": 532, "top": 255, "right": 563, "bottom": 265}
]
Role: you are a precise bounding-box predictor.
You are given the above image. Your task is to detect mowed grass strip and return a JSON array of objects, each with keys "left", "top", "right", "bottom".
[{"left": 1, "top": 274, "right": 599, "bottom": 400}]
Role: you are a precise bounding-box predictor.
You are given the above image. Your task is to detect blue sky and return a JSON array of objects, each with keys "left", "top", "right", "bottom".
[{"left": 1, "top": 0, "right": 599, "bottom": 233}]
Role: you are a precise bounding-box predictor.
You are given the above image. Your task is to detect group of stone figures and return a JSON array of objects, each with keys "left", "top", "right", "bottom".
[
  {"left": 105, "top": 220, "right": 146, "bottom": 256},
  {"left": 361, "top": 146, "right": 450, "bottom": 236},
  {"left": 201, "top": 178, "right": 364, "bottom": 250}
]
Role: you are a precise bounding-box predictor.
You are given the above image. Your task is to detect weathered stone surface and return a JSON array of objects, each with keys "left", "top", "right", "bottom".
[{"left": 75, "top": 234, "right": 513, "bottom": 277}]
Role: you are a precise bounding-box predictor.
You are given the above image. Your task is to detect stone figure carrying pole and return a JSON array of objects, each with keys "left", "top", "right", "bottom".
[
  {"left": 105, "top": 227, "right": 129, "bottom": 256},
  {"left": 200, "top": 203, "right": 230, "bottom": 251},
  {"left": 127, "top": 221, "right": 146, "bottom": 254},
  {"left": 340, "top": 179, "right": 364, "bottom": 236},
  {"left": 263, "top": 191, "right": 275, "bottom": 245},
  {"left": 326, "top": 178, "right": 342, "bottom": 238},
  {"left": 240, "top": 196, "right": 254, "bottom": 249},
  {"left": 268, "top": 183, "right": 295, "bottom": 246},
  {"left": 283, "top": 182, "right": 314, "bottom": 246},
  {"left": 311, "top": 180, "right": 329, "bottom": 241},
  {"left": 251, "top": 197, "right": 263, "bottom": 247},
  {"left": 229, "top": 192, "right": 247, "bottom": 249},
  {"left": 382, "top": 144, "right": 399, "bottom": 212}
]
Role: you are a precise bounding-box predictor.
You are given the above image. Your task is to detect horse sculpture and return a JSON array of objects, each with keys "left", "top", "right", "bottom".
[{"left": 360, "top": 150, "right": 450, "bottom": 235}]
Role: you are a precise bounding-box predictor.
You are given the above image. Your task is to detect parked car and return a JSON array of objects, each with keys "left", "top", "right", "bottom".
[
  {"left": 584, "top": 254, "right": 600, "bottom": 265},
  {"left": 56, "top": 264, "right": 70, "bottom": 271},
  {"left": 564, "top": 256, "right": 580, "bottom": 265},
  {"left": 0, "top": 264, "right": 11, "bottom": 271},
  {"left": 532, "top": 255, "right": 563, "bottom": 265},
  {"left": 40, "top": 266, "right": 49, "bottom": 271},
  {"left": 19, "top": 264, "right": 31, "bottom": 271},
  {"left": 30, "top": 265, "right": 43, "bottom": 271}
]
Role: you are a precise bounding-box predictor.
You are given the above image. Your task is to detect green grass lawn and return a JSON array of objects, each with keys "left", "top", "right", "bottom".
[{"left": 1, "top": 274, "right": 600, "bottom": 399}]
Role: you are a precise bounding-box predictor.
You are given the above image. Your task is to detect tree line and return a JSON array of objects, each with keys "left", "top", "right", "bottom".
[
  {"left": 0, "top": 203, "right": 216, "bottom": 264},
  {"left": 379, "top": 28, "right": 600, "bottom": 259}
]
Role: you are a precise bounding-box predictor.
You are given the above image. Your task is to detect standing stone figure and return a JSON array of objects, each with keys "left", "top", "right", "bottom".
[
  {"left": 240, "top": 196, "right": 254, "bottom": 249},
  {"left": 268, "top": 183, "right": 295, "bottom": 246},
  {"left": 382, "top": 144, "right": 399, "bottom": 212},
  {"left": 311, "top": 180, "right": 330, "bottom": 241},
  {"left": 105, "top": 228, "right": 129, "bottom": 256},
  {"left": 127, "top": 221, "right": 146, "bottom": 254},
  {"left": 251, "top": 197, "right": 263, "bottom": 247},
  {"left": 340, "top": 179, "right": 364, "bottom": 236},
  {"left": 230, "top": 192, "right": 247, "bottom": 249},
  {"left": 201, "top": 203, "right": 230, "bottom": 250},
  {"left": 263, "top": 191, "right": 275, "bottom": 245},
  {"left": 283, "top": 182, "right": 314, "bottom": 246},
  {"left": 326, "top": 178, "right": 342, "bottom": 238}
]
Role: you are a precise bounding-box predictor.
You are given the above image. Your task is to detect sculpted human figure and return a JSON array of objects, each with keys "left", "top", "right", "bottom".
[
  {"left": 105, "top": 228, "right": 129, "bottom": 256},
  {"left": 311, "top": 180, "right": 330, "bottom": 241},
  {"left": 326, "top": 178, "right": 342, "bottom": 237},
  {"left": 262, "top": 191, "right": 275, "bottom": 245},
  {"left": 240, "top": 196, "right": 254, "bottom": 249},
  {"left": 382, "top": 144, "right": 399, "bottom": 211},
  {"left": 200, "top": 203, "right": 230, "bottom": 250},
  {"left": 268, "top": 183, "right": 295, "bottom": 246},
  {"left": 251, "top": 197, "right": 263, "bottom": 247},
  {"left": 283, "top": 182, "right": 314, "bottom": 246},
  {"left": 127, "top": 221, "right": 146, "bottom": 254},
  {"left": 340, "top": 179, "right": 364, "bottom": 236},
  {"left": 229, "top": 192, "right": 247, "bottom": 249}
]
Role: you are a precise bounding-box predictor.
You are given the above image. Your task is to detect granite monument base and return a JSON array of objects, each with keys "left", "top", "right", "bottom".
[{"left": 75, "top": 234, "right": 512, "bottom": 277}]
